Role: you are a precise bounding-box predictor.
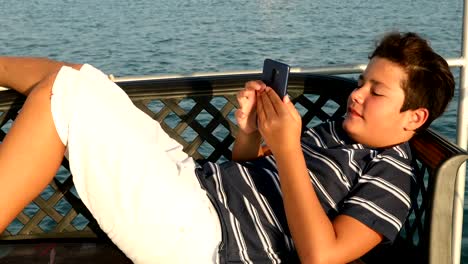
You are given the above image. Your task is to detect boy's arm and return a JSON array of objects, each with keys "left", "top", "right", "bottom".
[
  {"left": 231, "top": 130, "right": 264, "bottom": 161},
  {"left": 231, "top": 80, "right": 268, "bottom": 161},
  {"left": 0, "top": 56, "right": 82, "bottom": 95},
  {"left": 275, "top": 149, "right": 383, "bottom": 263},
  {"left": 257, "top": 88, "right": 383, "bottom": 263}
]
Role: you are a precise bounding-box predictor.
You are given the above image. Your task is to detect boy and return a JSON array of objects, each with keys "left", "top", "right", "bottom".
[{"left": 0, "top": 32, "right": 454, "bottom": 263}]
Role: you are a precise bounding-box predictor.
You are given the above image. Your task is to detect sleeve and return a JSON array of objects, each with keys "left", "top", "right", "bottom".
[{"left": 339, "top": 149, "right": 414, "bottom": 243}]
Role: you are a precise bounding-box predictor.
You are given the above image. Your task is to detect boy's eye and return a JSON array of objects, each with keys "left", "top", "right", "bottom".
[{"left": 371, "top": 90, "right": 383, "bottom": 96}]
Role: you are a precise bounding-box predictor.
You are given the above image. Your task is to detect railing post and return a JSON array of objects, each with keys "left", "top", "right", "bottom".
[{"left": 453, "top": 0, "right": 468, "bottom": 263}]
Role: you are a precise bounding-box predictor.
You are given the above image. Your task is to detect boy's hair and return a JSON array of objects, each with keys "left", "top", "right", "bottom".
[{"left": 369, "top": 32, "right": 455, "bottom": 131}]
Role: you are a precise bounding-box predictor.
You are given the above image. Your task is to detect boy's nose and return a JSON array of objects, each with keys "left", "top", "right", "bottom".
[{"left": 350, "top": 87, "right": 365, "bottom": 104}]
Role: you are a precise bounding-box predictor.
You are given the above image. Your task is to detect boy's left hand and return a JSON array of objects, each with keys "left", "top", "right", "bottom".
[
  {"left": 256, "top": 87, "right": 302, "bottom": 155},
  {"left": 235, "top": 81, "right": 266, "bottom": 134}
]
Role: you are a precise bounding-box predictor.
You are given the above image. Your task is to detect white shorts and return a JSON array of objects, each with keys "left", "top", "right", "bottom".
[{"left": 50, "top": 65, "right": 222, "bottom": 264}]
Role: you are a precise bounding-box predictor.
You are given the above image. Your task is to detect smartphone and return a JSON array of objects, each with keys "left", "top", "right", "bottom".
[{"left": 261, "top": 59, "right": 290, "bottom": 98}]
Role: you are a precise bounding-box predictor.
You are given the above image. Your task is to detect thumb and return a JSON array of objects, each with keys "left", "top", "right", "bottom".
[
  {"left": 235, "top": 109, "right": 246, "bottom": 120},
  {"left": 285, "top": 99, "right": 301, "bottom": 121}
]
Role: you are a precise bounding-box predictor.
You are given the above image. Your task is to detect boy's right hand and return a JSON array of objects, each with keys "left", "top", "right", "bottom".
[{"left": 235, "top": 81, "right": 266, "bottom": 134}]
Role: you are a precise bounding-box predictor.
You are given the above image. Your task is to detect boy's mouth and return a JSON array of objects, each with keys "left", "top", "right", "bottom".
[{"left": 348, "top": 107, "right": 363, "bottom": 118}]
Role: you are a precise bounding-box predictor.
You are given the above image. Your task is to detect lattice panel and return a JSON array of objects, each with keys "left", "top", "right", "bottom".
[
  {"left": 132, "top": 92, "right": 347, "bottom": 163},
  {"left": 398, "top": 160, "right": 431, "bottom": 247}
]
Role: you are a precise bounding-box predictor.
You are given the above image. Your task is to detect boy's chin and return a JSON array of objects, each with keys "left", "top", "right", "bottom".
[
  {"left": 342, "top": 118, "right": 367, "bottom": 144},
  {"left": 342, "top": 117, "right": 358, "bottom": 134}
]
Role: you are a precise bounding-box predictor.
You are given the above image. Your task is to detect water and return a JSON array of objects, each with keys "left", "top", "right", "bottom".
[{"left": 0, "top": 0, "right": 466, "bottom": 261}]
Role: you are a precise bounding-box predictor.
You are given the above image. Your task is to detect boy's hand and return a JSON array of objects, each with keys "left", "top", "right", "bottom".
[
  {"left": 235, "top": 81, "right": 266, "bottom": 134},
  {"left": 256, "top": 87, "right": 302, "bottom": 155}
]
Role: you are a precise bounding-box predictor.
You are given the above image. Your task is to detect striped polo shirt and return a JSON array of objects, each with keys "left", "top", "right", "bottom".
[{"left": 196, "top": 119, "right": 415, "bottom": 263}]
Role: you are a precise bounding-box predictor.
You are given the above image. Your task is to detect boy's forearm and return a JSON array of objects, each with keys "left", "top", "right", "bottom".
[
  {"left": 276, "top": 146, "right": 382, "bottom": 263},
  {"left": 232, "top": 130, "right": 263, "bottom": 161},
  {"left": 274, "top": 147, "right": 337, "bottom": 262},
  {"left": 0, "top": 57, "right": 82, "bottom": 95}
]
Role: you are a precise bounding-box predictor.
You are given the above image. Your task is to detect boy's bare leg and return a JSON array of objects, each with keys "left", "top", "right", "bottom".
[
  {"left": 0, "top": 72, "right": 65, "bottom": 232},
  {"left": 0, "top": 57, "right": 81, "bottom": 95}
]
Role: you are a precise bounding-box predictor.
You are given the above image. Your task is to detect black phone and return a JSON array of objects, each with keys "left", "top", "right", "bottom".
[{"left": 261, "top": 59, "right": 290, "bottom": 98}]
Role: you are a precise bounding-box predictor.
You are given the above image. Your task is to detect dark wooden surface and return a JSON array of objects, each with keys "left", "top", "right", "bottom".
[{"left": 0, "top": 241, "right": 131, "bottom": 263}]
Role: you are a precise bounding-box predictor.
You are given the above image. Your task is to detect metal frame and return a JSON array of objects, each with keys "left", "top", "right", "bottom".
[{"left": 450, "top": 2, "right": 468, "bottom": 263}]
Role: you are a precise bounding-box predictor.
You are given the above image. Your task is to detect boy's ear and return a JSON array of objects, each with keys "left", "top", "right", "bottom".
[{"left": 405, "top": 108, "right": 429, "bottom": 131}]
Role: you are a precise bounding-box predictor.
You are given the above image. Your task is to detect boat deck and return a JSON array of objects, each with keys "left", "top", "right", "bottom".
[{"left": 0, "top": 240, "right": 130, "bottom": 263}]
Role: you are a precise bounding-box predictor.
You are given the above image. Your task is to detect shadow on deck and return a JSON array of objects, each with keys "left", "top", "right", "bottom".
[{"left": 0, "top": 240, "right": 131, "bottom": 263}]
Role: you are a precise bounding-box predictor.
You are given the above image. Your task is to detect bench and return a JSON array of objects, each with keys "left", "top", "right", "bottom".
[{"left": 0, "top": 72, "right": 466, "bottom": 263}]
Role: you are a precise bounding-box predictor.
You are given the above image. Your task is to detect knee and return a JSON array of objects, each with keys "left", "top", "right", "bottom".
[{"left": 28, "top": 71, "right": 59, "bottom": 100}]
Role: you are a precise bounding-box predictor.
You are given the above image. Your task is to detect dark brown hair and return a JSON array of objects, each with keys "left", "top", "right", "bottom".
[{"left": 370, "top": 32, "right": 455, "bottom": 131}]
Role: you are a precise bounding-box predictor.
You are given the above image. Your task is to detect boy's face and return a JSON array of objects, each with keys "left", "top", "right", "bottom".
[{"left": 342, "top": 57, "right": 413, "bottom": 148}]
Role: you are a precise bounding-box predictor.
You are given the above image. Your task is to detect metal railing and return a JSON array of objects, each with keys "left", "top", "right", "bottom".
[{"left": 448, "top": 1, "right": 468, "bottom": 263}]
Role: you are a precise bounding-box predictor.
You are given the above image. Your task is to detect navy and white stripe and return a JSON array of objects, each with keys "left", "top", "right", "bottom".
[
  {"left": 305, "top": 128, "right": 326, "bottom": 148},
  {"left": 343, "top": 148, "right": 363, "bottom": 176},
  {"left": 243, "top": 196, "right": 281, "bottom": 263},
  {"left": 210, "top": 163, "right": 253, "bottom": 263},
  {"left": 374, "top": 154, "right": 414, "bottom": 176},
  {"left": 329, "top": 120, "right": 346, "bottom": 145},
  {"left": 302, "top": 144, "right": 352, "bottom": 190},
  {"left": 345, "top": 196, "right": 403, "bottom": 231},
  {"left": 393, "top": 145, "right": 409, "bottom": 159},
  {"left": 237, "top": 164, "right": 294, "bottom": 250},
  {"left": 358, "top": 175, "right": 411, "bottom": 208}
]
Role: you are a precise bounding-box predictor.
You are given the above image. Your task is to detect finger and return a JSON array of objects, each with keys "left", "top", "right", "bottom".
[
  {"left": 265, "top": 87, "right": 283, "bottom": 104},
  {"left": 260, "top": 88, "right": 277, "bottom": 117},
  {"left": 256, "top": 91, "right": 267, "bottom": 123},
  {"left": 284, "top": 95, "right": 297, "bottom": 115},
  {"left": 285, "top": 99, "right": 301, "bottom": 122},
  {"left": 264, "top": 88, "right": 287, "bottom": 115},
  {"left": 237, "top": 89, "right": 249, "bottom": 101},
  {"left": 237, "top": 89, "right": 255, "bottom": 106},
  {"left": 245, "top": 80, "right": 266, "bottom": 92},
  {"left": 256, "top": 80, "right": 267, "bottom": 92},
  {"left": 236, "top": 90, "right": 244, "bottom": 101}
]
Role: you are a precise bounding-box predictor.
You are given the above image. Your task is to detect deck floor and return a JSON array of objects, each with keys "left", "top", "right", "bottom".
[{"left": 0, "top": 242, "right": 132, "bottom": 263}]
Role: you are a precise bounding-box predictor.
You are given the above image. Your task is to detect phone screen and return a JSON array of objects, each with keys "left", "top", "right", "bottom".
[{"left": 261, "top": 59, "right": 290, "bottom": 98}]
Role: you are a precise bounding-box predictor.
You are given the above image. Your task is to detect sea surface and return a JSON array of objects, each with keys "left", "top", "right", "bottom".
[{"left": 0, "top": 0, "right": 466, "bottom": 261}]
